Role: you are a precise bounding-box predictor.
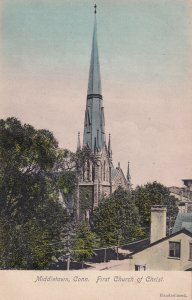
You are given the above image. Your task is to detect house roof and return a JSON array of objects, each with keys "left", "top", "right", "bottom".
[
  {"left": 172, "top": 213, "right": 192, "bottom": 234},
  {"left": 111, "top": 166, "right": 127, "bottom": 183},
  {"left": 111, "top": 167, "right": 119, "bottom": 180},
  {"left": 129, "top": 229, "right": 192, "bottom": 257}
]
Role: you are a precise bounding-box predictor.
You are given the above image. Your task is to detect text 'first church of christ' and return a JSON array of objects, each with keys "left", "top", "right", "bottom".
[{"left": 75, "top": 6, "right": 131, "bottom": 217}]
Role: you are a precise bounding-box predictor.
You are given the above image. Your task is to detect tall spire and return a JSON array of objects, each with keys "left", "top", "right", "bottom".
[
  {"left": 77, "top": 131, "right": 81, "bottom": 151},
  {"left": 127, "top": 161, "right": 132, "bottom": 191},
  {"left": 87, "top": 4, "right": 101, "bottom": 96},
  {"left": 108, "top": 133, "right": 112, "bottom": 158},
  {"left": 83, "top": 5, "right": 105, "bottom": 151}
]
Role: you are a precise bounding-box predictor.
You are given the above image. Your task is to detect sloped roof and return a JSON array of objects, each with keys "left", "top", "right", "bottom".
[
  {"left": 169, "top": 186, "right": 192, "bottom": 200},
  {"left": 111, "top": 167, "right": 119, "bottom": 180},
  {"left": 129, "top": 229, "right": 192, "bottom": 257},
  {"left": 172, "top": 213, "right": 192, "bottom": 234},
  {"left": 111, "top": 166, "right": 128, "bottom": 188}
]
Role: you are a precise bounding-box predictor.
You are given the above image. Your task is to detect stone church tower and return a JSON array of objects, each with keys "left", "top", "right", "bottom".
[{"left": 77, "top": 7, "right": 130, "bottom": 217}]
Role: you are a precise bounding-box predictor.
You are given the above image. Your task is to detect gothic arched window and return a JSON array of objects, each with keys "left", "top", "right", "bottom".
[
  {"left": 106, "top": 167, "right": 109, "bottom": 182},
  {"left": 103, "top": 161, "right": 106, "bottom": 181},
  {"left": 87, "top": 160, "right": 90, "bottom": 181},
  {"left": 82, "top": 166, "right": 85, "bottom": 181}
]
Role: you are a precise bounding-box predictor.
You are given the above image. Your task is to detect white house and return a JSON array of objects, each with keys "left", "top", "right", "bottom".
[{"left": 128, "top": 206, "right": 192, "bottom": 271}]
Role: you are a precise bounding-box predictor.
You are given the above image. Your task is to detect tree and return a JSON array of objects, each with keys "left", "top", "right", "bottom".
[
  {"left": 79, "top": 186, "right": 93, "bottom": 218},
  {"left": 133, "top": 181, "right": 178, "bottom": 231},
  {"left": 0, "top": 117, "right": 72, "bottom": 269},
  {"left": 0, "top": 198, "right": 70, "bottom": 269},
  {"left": 72, "top": 221, "right": 95, "bottom": 268},
  {"left": 92, "top": 187, "right": 144, "bottom": 247},
  {"left": 0, "top": 117, "right": 59, "bottom": 222}
]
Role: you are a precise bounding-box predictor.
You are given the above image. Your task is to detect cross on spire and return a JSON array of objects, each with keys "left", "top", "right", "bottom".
[{"left": 94, "top": 4, "right": 97, "bottom": 14}]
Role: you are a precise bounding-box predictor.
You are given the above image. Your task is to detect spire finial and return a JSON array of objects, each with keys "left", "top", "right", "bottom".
[
  {"left": 77, "top": 131, "right": 81, "bottom": 151},
  {"left": 127, "top": 161, "right": 132, "bottom": 191},
  {"left": 94, "top": 4, "right": 97, "bottom": 14},
  {"left": 108, "top": 133, "right": 111, "bottom": 146},
  {"left": 108, "top": 133, "right": 112, "bottom": 159},
  {"left": 127, "top": 161, "right": 130, "bottom": 179}
]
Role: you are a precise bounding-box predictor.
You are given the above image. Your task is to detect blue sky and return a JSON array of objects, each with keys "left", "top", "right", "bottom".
[
  {"left": 2, "top": 0, "right": 189, "bottom": 80},
  {"left": 1, "top": 0, "right": 192, "bottom": 186}
]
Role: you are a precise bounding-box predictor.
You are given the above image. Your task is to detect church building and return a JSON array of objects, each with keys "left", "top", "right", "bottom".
[{"left": 76, "top": 6, "right": 130, "bottom": 215}]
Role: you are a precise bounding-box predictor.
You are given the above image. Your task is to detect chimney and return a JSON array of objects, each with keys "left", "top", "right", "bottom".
[{"left": 150, "top": 205, "right": 167, "bottom": 244}]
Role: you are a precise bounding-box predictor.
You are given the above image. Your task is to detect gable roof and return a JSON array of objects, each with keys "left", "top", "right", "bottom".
[
  {"left": 111, "top": 166, "right": 127, "bottom": 183},
  {"left": 129, "top": 229, "right": 192, "bottom": 257},
  {"left": 111, "top": 167, "right": 119, "bottom": 180},
  {"left": 172, "top": 213, "right": 192, "bottom": 234}
]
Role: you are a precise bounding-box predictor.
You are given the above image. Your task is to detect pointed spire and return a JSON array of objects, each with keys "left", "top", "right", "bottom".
[
  {"left": 108, "top": 133, "right": 112, "bottom": 158},
  {"left": 108, "top": 133, "right": 111, "bottom": 151},
  {"left": 127, "top": 161, "right": 130, "bottom": 180},
  {"left": 127, "top": 161, "right": 132, "bottom": 191},
  {"left": 77, "top": 132, "right": 81, "bottom": 151},
  {"left": 87, "top": 6, "right": 102, "bottom": 96},
  {"left": 83, "top": 5, "right": 105, "bottom": 151}
]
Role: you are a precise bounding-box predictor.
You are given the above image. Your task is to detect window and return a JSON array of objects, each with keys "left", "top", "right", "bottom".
[
  {"left": 189, "top": 243, "right": 192, "bottom": 260},
  {"left": 87, "top": 160, "right": 90, "bottom": 181},
  {"left": 82, "top": 166, "right": 85, "bottom": 181},
  {"left": 103, "top": 161, "right": 106, "bottom": 181},
  {"left": 135, "top": 265, "right": 146, "bottom": 271},
  {"left": 169, "top": 242, "right": 181, "bottom": 258}
]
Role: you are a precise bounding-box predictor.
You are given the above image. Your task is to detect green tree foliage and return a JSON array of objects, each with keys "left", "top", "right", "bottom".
[
  {"left": 0, "top": 200, "right": 69, "bottom": 269},
  {"left": 75, "top": 146, "right": 94, "bottom": 171},
  {"left": 133, "top": 181, "right": 178, "bottom": 229},
  {"left": 0, "top": 117, "right": 71, "bottom": 269},
  {"left": 57, "top": 171, "right": 77, "bottom": 196},
  {"left": 72, "top": 221, "right": 95, "bottom": 268},
  {"left": 79, "top": 186, "right": 93, "bottom": 216},
  {"left": 92, "top": 187, "right": 144, "bottom": 247},
  {"left": 0, "top": 117, "right": 58, "bottom": 221}
]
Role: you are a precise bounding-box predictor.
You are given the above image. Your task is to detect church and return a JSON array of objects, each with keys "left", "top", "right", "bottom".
[{"left": 76, "top": 6, "right": 131, "bottom": 217}]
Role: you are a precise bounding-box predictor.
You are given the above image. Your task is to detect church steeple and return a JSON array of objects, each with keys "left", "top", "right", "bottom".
[
  {"left": 127, "top": 161, "right": 132, "bottom": 191},
  {"left": 77, "top": 6, "right": 129, "bottom": 212},
  {"left": 77, "top": 131, "right": 81, "bottom": 151},
  {"left": 83, "top": 5, "right": 105, "bottom": 151},
  {"left": 108, "top": 133, "right": 112, "bottom": 159},
  {"left": 87, "top": 5, "right": 101, "bottom": 96}
]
